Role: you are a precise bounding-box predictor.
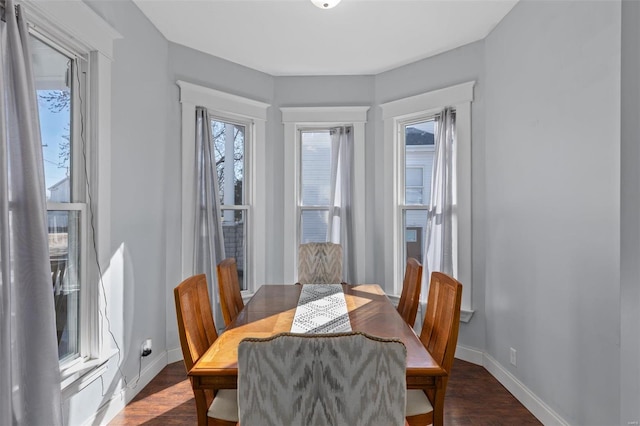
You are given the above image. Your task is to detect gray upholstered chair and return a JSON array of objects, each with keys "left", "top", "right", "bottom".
[
  {"left": 297, "top": 242, "right": 343, "bottom": 284},
  {"left": 237, "top": 332, "right": 407, "bottom": 426}
]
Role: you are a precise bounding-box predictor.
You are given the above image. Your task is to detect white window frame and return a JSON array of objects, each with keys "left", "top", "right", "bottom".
[
  {"left": 211, "top": 115, "right": 251, "bottom": 291},
  {"left": 381, "top": 82, "right": 474, "bottom": 322},
  {"left": 19, "top": 0, "right": 121, "bottom": 387},
  {"left": 178, "top": 81, "right": 269, "bottom": 295},
  {"left": 282, "top": 107, "right": 369, "bottom": 284}
]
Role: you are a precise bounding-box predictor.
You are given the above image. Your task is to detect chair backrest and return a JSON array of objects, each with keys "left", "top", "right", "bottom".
[
  {"left": 297, "top": 242, "right": 343, "bottom": 284},
  {"left": 419, "top": 272, "right": 462, "bottom": 390},
  {"left": 397, "top": 257, "right": 423, "bottom": 327},
  {"left": 238, "top": 332, "right": 407, "bottom": 426},
  {"left": 217, "top": 257, "right": 245, "bottom": 327},
  {"left": 174, "top": 274, "right": 219, "bottom": 372}
]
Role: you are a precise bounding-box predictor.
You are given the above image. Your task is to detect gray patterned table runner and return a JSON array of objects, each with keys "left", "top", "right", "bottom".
[{"left": 290, "top": 284, "right": 352, "bottom": 333}]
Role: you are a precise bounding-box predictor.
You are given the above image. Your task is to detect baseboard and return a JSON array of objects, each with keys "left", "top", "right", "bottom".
[
  {"left": 167, "top": 347, "right": 183, "bottom": 364},
  {"left": 82, "top": 350, "right": 168, "bottom": 426},
  {"left": 483, "top": 353, "right": 569, "bottom": 426},
  {"left": 454, "top": 344, "right": 484, "bottom": 365}
]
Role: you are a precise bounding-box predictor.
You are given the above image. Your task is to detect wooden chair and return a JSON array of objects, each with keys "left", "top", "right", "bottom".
[
  {"left": 297, "top": 242, "right": 343, "bottom": 284},
  {"left": 397, "top": 257, "right": 423, "bottom": 327},
  {"left": 174, "top": 274, "right": 238, "bottom": 426},
  {"left": 237, "top": 332, "right": 407, "bottom": 426},
  {"left": 216, "top": 258, "right": 244, "bottom": 327},
  {"left": 405, "top": 272, "right": 462, "bottom": 426}
]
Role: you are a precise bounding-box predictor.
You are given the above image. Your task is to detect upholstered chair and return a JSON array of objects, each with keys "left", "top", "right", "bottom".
[
  {"left": 297, "top": 242, "right": 343, "bottom": 284},
  {"left": 238, "top": 332, "right": 407, "bottom": 426}
]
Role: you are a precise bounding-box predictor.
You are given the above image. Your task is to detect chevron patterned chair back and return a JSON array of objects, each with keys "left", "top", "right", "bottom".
[
  {"left": 297, "top": 242, "right": 343, "bottom": 284},
  {"left": 238, "top": 332, "right": 407, "bottom": 426}
]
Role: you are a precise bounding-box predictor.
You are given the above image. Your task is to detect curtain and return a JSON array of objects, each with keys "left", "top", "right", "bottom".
[
  {"left": 193, "top": 107, "right": 226, "bottom": 327},
  {"left": 422, "top": 108, "right": 456, "bottom": 302},
  {"left": 327, "top": 126, "right": 354, "bottom": 283},
  {"left": 0, "top": 0, "right": 63, "bottom": 424}
]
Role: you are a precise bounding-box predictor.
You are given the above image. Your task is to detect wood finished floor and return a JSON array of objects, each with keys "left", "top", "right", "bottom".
[{"left": 108, "top": 359, "right": 541, "bottom": 425}]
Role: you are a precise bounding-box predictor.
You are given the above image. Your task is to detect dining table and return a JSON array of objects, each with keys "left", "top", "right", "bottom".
[{"left": 188, "top": 283, "right": 448, "bottom": 425}]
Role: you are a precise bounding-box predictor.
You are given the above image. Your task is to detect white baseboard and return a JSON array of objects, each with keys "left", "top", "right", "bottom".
[
  {"left": 454, "top": 344, "right": 484, "bottom": 365},
  {"left": 167, "top": 347, "right": 183, "bottom": 364},
  {"left": 83, "top": 350, "right": 168, "bottom": 426},
  {"left": 483, "top": 353, "right": 569, "bottom": 426}
]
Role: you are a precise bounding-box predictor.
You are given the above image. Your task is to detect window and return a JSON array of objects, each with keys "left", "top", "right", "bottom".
[
  {"left": 400, "top": 119, "right": 436, "bottom": 269},
  {"left": 381, "top": 82, "right": 474, "bottom": 320},
  {"left": 178, "top": 81, "right": 269, "bottom": 294},
  {"left": 299, "top": 129, "right": 332, "bottom": 244},
  {"left": 281, "top": 107, "right": 369, "bottom": 284},
  {"left": 212, "top": 117, "right": 248, "bottom": 290},
  {"left": 31, "top": 33, "right": 88, "bottom": 365}
]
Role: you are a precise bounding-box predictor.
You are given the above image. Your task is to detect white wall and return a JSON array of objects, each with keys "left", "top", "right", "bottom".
[
  {"left": 484, "top": 1, "right": 621, "bottom": 424},
  {"left": 620, "top": 0, "right": 640, "bottom": 423}
]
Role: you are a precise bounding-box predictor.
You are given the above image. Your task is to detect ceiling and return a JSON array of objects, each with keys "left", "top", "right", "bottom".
[{"left": 132, "top": 0, "right": 518, "bottom": 76}]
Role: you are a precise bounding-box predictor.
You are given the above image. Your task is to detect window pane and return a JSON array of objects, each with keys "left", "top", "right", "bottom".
[
  {"left": 403, "top": 209, "right": 428, "bottom": 265},
  {"left": 221, "top": 209, "right": 246, "bottom": 290},
  {"left": 49, "top": 210, "right": 81, "bottom": 361},
  {"left": 405, "top": 119, "right": 435, "bottom": 206},
  {"left": 212, "top": 120, "right": 245, "bottom": 206},
  {"left": 301, "top": 131, "right": 331, "bottom": 206},
  {"left": 405, "top": 121, "right": 435, "bottom": 146},
  {"left": 301, "top": 209, "right": 329, "bottom": 243},
  {"left": 406, "top": 188, "right": 424, "bottom": 205},
  {"left": 31, "top": 36, "right": 72, "bottom": 201}
]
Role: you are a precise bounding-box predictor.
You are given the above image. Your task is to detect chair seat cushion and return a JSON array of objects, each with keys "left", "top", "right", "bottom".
[
  {"left": 208, "top": 389, "right": 239, "bottom": 422},
  {"left": 405, "top": 389, "right": 433, "bottom": 417}
]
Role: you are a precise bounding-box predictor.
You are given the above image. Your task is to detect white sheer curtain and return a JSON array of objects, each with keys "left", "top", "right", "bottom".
[
  {"left": 193, "top": 107, "right": 226, "bottom": 327},
  {"left": 0, "top": 0, "right": 63, "bottom": 424},
  {"left": 422, "top": 108, "right": 456, "bottom": 301},
  {"left": 327, "top": 126, "right": 354, "bottom": 283}
]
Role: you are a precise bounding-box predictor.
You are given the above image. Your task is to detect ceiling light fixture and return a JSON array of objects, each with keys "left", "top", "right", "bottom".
[{"left": 311, "top": 0, "right": 341, "bottom": 9}]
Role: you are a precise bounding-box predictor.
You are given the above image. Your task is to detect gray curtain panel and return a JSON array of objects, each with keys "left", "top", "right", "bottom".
[
  {"left": 422, "top": 108, "right": 456, "bottom": 304},
  {"left": 327, "top": 126, "right": 354, "bottom": 283},
  {"left": 193, "top": 106, "right": 226, "bottom": 328},
  {"left": 0, "top": 0, "right": 63, "bottom": 424}
]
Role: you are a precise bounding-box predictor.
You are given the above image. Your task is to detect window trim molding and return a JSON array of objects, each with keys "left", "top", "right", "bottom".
[
  {"left": 177, "top": 81, "right": 270, "bottom": 294},
  {"left": 281, "top": 106, "right": 369, "bottom": 284},
  {"left": 381, "top": 81, "right": 474, "bottom": 318}
]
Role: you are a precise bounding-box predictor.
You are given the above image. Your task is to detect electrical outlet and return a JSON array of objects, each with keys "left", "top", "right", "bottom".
[
  {"left": 510, "top": 347, "right": 517, "bottom": 367},
  {"left": 142, "top": 338, "right": 152, "bottom": 357}
]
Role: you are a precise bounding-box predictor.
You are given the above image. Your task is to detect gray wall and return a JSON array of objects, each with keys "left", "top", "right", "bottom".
[
  {"left": 483, "top": 1, "right": 621, "bottom": 424},
  {"left": 620, "top": 0, "right": 640, "bottom": 423},
  {"left": 66, "top": 1, "right": 171, "bottom": 424},
  {"left": 65, "top": 0, "right": 640, "bottom": 424}
]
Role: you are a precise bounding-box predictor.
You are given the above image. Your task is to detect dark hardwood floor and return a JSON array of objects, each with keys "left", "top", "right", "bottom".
[{"left": 108, "top": 359, "right": 541, "bottom": 425}]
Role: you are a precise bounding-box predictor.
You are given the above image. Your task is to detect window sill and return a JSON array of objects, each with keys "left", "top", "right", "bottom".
[{"left": 60, "top": 348, "right": 119, "bottom": 399}]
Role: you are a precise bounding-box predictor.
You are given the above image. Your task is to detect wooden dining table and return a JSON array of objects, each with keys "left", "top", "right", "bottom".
[{"left": 189, "top": 284, "right": 448, "bottom": 425}]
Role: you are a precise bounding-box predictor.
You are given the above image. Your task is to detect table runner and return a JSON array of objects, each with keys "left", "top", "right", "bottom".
[{"left": 290, "top": 284, "right": 352, "bottom": 333}]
